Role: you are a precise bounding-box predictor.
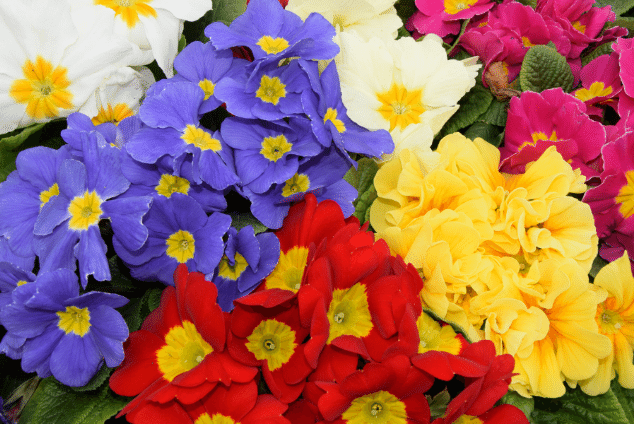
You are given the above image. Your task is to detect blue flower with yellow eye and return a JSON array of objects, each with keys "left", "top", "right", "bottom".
[
  {"left": 301, "top": 60, "right": 395, "bottom": 161},
  {"left": 245, "top": 146, "right": 357, "bottom": 229},
  {"left": 125, "top": 81, "right": 239, "bottom": 189},
  {"left": 220, "top": 116, "right": 322, "bottom": 193},
  {"left": 0, "top": 269, "right": 128, "bottom": 387},
  {"left": 62, "top": 112, "right": 143, "bottom": 154},
  {"left": 212, "top": 226, "right": 280, "bottom": 312},
  {"left": 214, "top": 59, "right": 311, "bottom": 121},
  {"left": 32, "top": 133, "right": 152, "bottom": 287},
  {"left": 114, "top": 193, "right": 231, "bottom": 286},
  {"left": 0, "top": 146, "right": 71, "bottom": 258},
  {"left": 172, "top": 41, "right": 249, "bottom": 114},
  {"left": 204, "top": 0, "right": 338, "bottom": 64}
]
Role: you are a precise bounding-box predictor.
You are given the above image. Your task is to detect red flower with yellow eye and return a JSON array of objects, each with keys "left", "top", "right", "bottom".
[
  {"left": 109, "top": 265, "right": 258, "bottom": 424},
  {"left": 228, "top": 296, "right": 314, "bottom": 403}
]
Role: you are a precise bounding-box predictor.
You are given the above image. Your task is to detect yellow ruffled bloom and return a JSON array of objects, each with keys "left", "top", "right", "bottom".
[{"left": 578, "top": 252, "right": 634, "bottom": 395}]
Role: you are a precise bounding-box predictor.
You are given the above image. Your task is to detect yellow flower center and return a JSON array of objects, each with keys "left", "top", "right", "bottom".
[
  {"left": 68, "top": 190, "right": 103, "bottom": 231},
  {"left": 255, "top": 75, "right": 287, "bottom": 105},
  {"left": 165, "top": 230, "right": 195, "bottom": 263},
  {"left": 16, "top": 280, "right": 28, "bottom": 287},
  {"left": 518, "top": 130, "right": 558, "bottom": 152},
  {"left": 195, "top": 413, "right": 236, "bottom": 424},
  {"left": 616, "top": 171, "right": 634, "bottom": 219},
  {"left": 39, "top": 183, "right": 60, "bottom": 209},
  {"left": 155, "top": 174, "right": 190, "bottom": 198},
  {"left": 454, "top": 415, "right": 484, "bottom": 424},
  {"left": 261, "top": 134, "right": 292, "bottom": 162},
  {"left": 256, "top": 36, "right": 290, "bottom": 55},
  {"left": 281, "top": 173, "right": 310, "bottom": 198},
  {"left": 597, "top": 301, "right": 625, "bottom": 334},
  {"left": 156, "top": 320, "right": 213, "bottom": 382},
  {"left": 217, "top": 253, "right": 249, "bottom": 281},
  {"left": 198, "top": 79, "right": 215, "bottom": 100},
  {"left": 327, "top": 283, "right": 373, "bottom": 344},
  {"left": 444, "top": 0, "right": 478, "bottom": 14},
  {"left": 376, "top": 84, "right": 425, "bottom": 131},
  {"left": 323, "top": 108, "right": 346, "bottom": 133},
  {"left": 416, "top": 312, "right": 462, "bottom": 355},
  {"left": 245, "top": 319, "right": 297, "bottom": 371},
  {"left": 91, "top": 103, "right": 134, "bottom": 126},
  {"left": 95, "top": 0, "right": 157, "bottom": 28},
  {"left": 574, "top": 81, "right": 613, "bottom": 102},
  {"left": 181, "top": 125, "right": 222, "bottom": 151},
  {"left": 10, "top": 56, "right": 73, "bottom": 119},
  {"left": 265, "top": 246, "right": 309, "bottom": 292},
  {"left": 57, "top": 306, "right": 91, "bottom": 336},
  {"left": 341, "top": 391, "right": 407, "bottom": 424},
  {"left": 572, "top": 20, "right": 586, "bottom": 33},
  {"left": 522, "top": 37, "right": 535, "bottom": 48}
]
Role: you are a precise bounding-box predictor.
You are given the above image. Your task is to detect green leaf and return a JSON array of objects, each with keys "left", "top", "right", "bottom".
[
  {"left": 516, "top": 0, "right": 537, "bottom": 7},
  {"left": 345, "top": 158, "right": 380, "bottom": 224},
  {"left": 395, "top": 0, "right": 418, "bottom": 23},
  {"left": 589, "top": 254, "right": 610, "bottom": 280},
  {"left": 178, "top": 34, "right": 186, "bottom": 53},
  {"left": 356, "top": 185, "right": 377, "bottom": 224},
  {"left": 108, "top": 256, "right": 136, "bottom": 291},
  {"left": 146, "top": 287, "right": 163, "bottom": 312},
  {"left": 229, "top": 212, "right": 268, "bottom": 234},
  {"left": 531, "top": 384, "right": 630, "bottom": 424},
  {"left": 191, "top": 0, "right": 247, "bottom": 42},
  {"left": 427, "top": 390, "right": 451, "bottom": 420},
  {"left": 438, "top": 84, "right": 493, "bottom": 138},
  {"left": 69, "top": 365, "right": 112, "bottom": 393},
  {"left": 520, "top": 45, "right": 574, "bottom": 93},
  {"left": 19, "top": 377, "right": 129, "bottom": 424},
  {"left": 499, "top": 391, "right": 534, "bottom": 419},
  {"left": 464, "top": 122, "right": 503, "bottom": 146},
  {"left": 582, "top": 42, "right": 615, "bottom": 67},
  {"left": 595, "top": 0, "right": 634, "bottom": 16},
  {"left": 613, "top": 16, "right": 634, "bottom": 32},
  {"left": 0, "top": 123, "right": 46, "bottom": 182},
  {"left": 478, "top": 99, "right": 509, "bottom": 127},
  {"left": 119, "top": 297, "right": 144, "bottom": 333},
  {"left": 610, "top": 379, "right": 634, "bottom": 424}
]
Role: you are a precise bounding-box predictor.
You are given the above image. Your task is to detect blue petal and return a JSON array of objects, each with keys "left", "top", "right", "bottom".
[
  {"left": 0, "top": 331, "right": 26, "bottom": 359},
  {"left": 236, "top": 226, "right": 260, "bottom": 269},
  {"left": 56, "top": 159, "right": 86, "bottom": 199},
  {"left": 16, "top": 146, "right": 68, "bottom": 190},
  {"left": 104, "top": 196, "right": 152, "bottom": 251},
  {"left": 0, "top": 175, "right": 42, "bottom": 256},
  {"left": 193, "top": 212, "right": 231, "bottom": 273},
  {"left": 139, "top": 81, "right": 203, "bottom": 130},
  {"left": 21, "top": 324, "right": 63, "bottom": 375},
  {"left": 0, "top": 302, "right": 55, "bottom": 338},
  {"left": 25, "top": 269, "right": 79, "bottom": 310},
  {"left": 81, "top": 134, "right": 129, "bottom": 199},
  {"left": 50, "top": 333, "right": 102, "bottom": 387},
  {"left": 70, "top": 292, "right": 128, "bottom": 310},
  {"left": 198, "top": 150, "right": 240, "bottom": 190},
  {"left": 125, "top": 127, "right": 186, "bottom": 164},
  {"left": 89, "top": 305, "right": 128, "bottom": 367},
  {"left": 74, "top": 226, "right": 109, "bottom": 287},
  {"left": 34, "top": 224, "right": 79, "bottom": 274},
  {"left": 33, "top": 193, "right": 70, "bottom": 236},
  {"left": 0, "top": 237, "right": 35, "bottom": 271}
]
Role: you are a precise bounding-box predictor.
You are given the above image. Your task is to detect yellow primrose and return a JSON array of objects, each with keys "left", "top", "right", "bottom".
[{"left": 578, "top": 252, "right": 634, "bottom": 395}]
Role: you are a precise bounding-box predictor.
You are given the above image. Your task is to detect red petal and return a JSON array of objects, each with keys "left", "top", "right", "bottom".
[
  {"left": 125, "top": 399, "right": 190, "bottom": 424},
  {"left": 263, "top": 367, "right": 305, "bottom": 403},
  {"left": 479, "top": 404, "right": 530, "bottom": 424},
  {"left": 236, "top": 288, "right": 297, "bottom": 308},
  {"left": 109, "top": 330, "right": 164, "bottom": 397},
  {"left": 243, "top": 395, "right": 291, "bottom": 424},
  {"left": 198, "top": 381, "right": 258, "bottom": 420},
  {"left": 141, "top": 288, "right": 180, "bottom": 338},
  {"left": 339, "top": 362, "right": 393, "bottom": 399},
  {"left": 315, "top": 382, "right": 351, "bottom": 422},
  {"left": 182, "top": 271, "right": 225, "bottom": 350},
  {"left": 284, "top": 399, "right": 319, "bottom": 424},
  {"left": 403, "top": 393, "right": 431, "bottom": 424}
]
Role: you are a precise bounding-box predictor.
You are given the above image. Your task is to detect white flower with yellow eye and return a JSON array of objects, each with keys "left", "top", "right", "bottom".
[
  {"left": 286, "top": 0, "right": 402, "bottom": 42},
  {"left": 0, "top": 0, "right": 133, "bottom": 134},
  {"left": 79, "top": 66, "right": 155, "bottom": 126},
  {"left": 336, "top": 32, "right": 480, "bottom": 137},
  {"left": 72, "top": 0, "right": 212, "bottom": 77}
]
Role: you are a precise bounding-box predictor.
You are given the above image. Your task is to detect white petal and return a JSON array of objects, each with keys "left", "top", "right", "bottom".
[
  {"left": 150, "top": 0, "right": 212, "bottom": 21},
  {"left": 138, "top": 9, "right": 181, "bottom": 77}
]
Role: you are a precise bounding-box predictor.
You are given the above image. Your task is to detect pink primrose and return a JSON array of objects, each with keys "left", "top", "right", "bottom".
[
  {"left": 406, "top": 0, "right": 495, "bottom": 38},
  {"left": 573, "top": 53, "right": 622, "bottom": 117}
]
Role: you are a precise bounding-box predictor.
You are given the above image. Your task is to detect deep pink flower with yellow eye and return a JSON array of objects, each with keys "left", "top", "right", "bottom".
[
  {"left": 584, "top": 132, "right": 634, "bottom": 270},
  {"left": 573, "top": 53, "right": 622, "bottom": 117},
  {"left": 500, "top": 88, "right": 605, "bottom": 181},
  {"left": 406, "top": 0, "right": 495, "bottom": 38}
]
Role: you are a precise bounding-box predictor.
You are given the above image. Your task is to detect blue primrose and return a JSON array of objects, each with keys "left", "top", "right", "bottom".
[
  {"left": 0, "top": 269, "right": 129, "bottom": 387},
  {"left": 62, "top": 112, "right": 143, "bottom": 155},
  {"left": 113, "top": 193, "right": 232, "bottom": 286},
  {"left": 32, "top": 133, "right": 152, "bottom": 287},
  {"left": 204, "top": 0, "right": 339, "bottom": 64},
  {"left": 245, "top": 146, "right": 357, "bottom": 229},
  {"left": 172, "top": 41, "right": 249, "bottom": 114},
  {"left": 0, "top": 237, "right": 34, "bottom": 274},
  {"left": 125, "top": 81, "right": 239, "bottom": 189},
  {"left": 300, "top": 60, "right": 394, "bottom": 162},
  {"left": 0, "top": 146, "right": 71, "bottom": 258},
  {"left": 212, "top": 226, "right": 280, "bottom": 312},
  {"left": 220, "top": 116, "right": 322, "bottom": 193}
]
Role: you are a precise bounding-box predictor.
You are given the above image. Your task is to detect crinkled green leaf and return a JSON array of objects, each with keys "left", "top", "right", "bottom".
[
  {"left": 428, "top": 390, "right": 451, "bottom": 420},
  {"left": 499, "top": 391, "right": 534, "bottom": 419},
  {"left": 229, "top": 212, "right": 268, "bottom": 234},
  {"left": 119, "top": 297, "right": 144, "bottom": 333},
  {"left": 589, "top": 254, "right": 610, "bottom": 280},
  {"left": 610, "top": 379, "right": 634, "bottom": 424},
  {"left": 19, "top": 377, "right": 129, "bottom": 424},
  {"left": 69, "top": 365, "right": 112, "bottom": 393},
  {"left": 582, "top": 42, "right": 615, "bottom": 67},
  {"left": 345, "top": 158, "right": 379, "bottom": 224},
  {"left": 520, "top": 45, "right": 574, "bottom": 93},
  {"left": 478, "top": 99, "right": 509, "bottom": 127},
  {"left": 595, "top": 0, "right": 633, "bottom": 16},
  {"left": 108, "top": 256, "right": 136, "bottom": 291},
  {"left": 464, "top": 122, "right": 503, "bottom": 146},
  {"left": 613, "top": 16, "right": 634, "bottom": 32},
  {"left": 191, "top": 0, "right": 247, "bottom": 43},
  {"left": 438, "top": 84, "right": 493, "bottom": 138},
  {"left": 356, "top": 185, "right": 377, "bottom": 224},
  {"left": 178, "top": 34, "right": 186, "bottom": 53},
  {"left": 531, "top": 384, "right": 630, "bottom": 424},
  {"left": 395, "top": 0, "right": 418, "bottom": 23},
  {"left": 146, "top": 287, "right": 163, "bottom": 312},
  {"left": 0, "top": 123, "right": 46, "bottom": 182},
  {"left": 517, "top": 0, "right": 537, "bottom": 7}
]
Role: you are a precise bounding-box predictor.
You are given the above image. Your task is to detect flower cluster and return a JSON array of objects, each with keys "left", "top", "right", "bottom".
[{"left": 110, "top": 194, "right": 528, "bottom": 424}]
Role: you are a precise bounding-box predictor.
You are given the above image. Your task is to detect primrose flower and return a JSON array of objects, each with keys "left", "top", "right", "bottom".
[
  {"left": 336, "top": 32, "right": 479, "bottom": 136},
  {"left": 33, "top": 134, "right": 152, "bottom": 287},
  {"left": 114, "top": 193, "right": 231, "bottom": 285},
  {"left": 1, "top": 268, "right": 128, "bottom": 387},
  {"left": 573, "top": 53, "right": 621, "bottom": 116},
  {"left": 0, "top": 0, "right": 132, "bottom": 134},
  {"left": 73, "top": 0, "right": 212, "bottom": 77},
  {"left": 406, "top": 0, "right": 495, "bottom": 38},
  {"left": 205, "top": 0, "right": 339, "bottom": 65},
  {"left": 212, "top": 226, "right": 280, "bottom": 312},
  {"left": 286, "top": 0, "right": 402, "bottom": 42},
  {"left": 62, "top": 111, "right": 144, "bottom": 154},
  {"left": 500, "top": 88, "right": 606, "bottom": 181}
]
